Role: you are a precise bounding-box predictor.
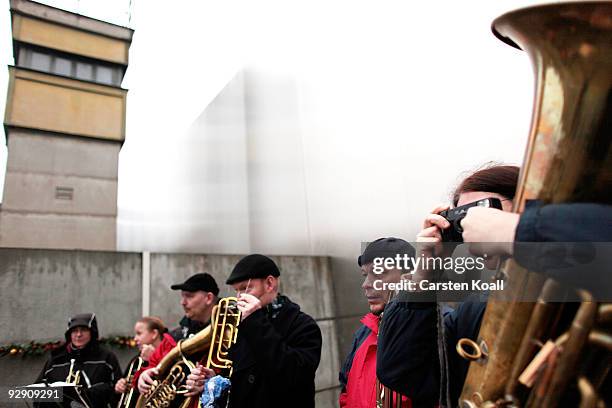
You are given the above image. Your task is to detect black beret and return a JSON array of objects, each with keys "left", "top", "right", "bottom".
[
  {"left": 226, "top": 254, "right": 280, "bottom": 285},
  {"left": 358, "top": 237, "right": 415, "bottom": 266},
  {"left": 171, "top": 273, "right": 220, "bottom": 296}
]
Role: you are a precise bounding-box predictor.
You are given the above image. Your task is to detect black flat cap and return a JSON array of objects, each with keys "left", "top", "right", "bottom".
[
  {"left": 226, "top": 254, "right": 280, "bottom": 285},
  {"left": 358, "top": 237, "right": 415, "bottom": 267},
  {"left": 171, "top": 273, "right": 219, "bottom": 296}
]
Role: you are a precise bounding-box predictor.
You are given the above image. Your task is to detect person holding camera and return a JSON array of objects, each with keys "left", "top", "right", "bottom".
[{"left": 376, "top": 164, "right": 519, "bottom": 407}]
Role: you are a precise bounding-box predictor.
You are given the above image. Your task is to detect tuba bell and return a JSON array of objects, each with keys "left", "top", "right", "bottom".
[
  {"left": 135, "top": 297, "right": 241, "bottom": 408},
  {"left": 459, "top": 2, "right": 612, "bottom": 407}
]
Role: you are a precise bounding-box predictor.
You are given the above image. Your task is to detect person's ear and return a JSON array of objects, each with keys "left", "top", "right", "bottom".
[{"left": 266, "top": 276, "right": 276, "bottom": 292}]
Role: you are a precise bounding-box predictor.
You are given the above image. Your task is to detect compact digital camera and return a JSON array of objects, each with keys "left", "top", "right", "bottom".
[{"left": 440, "top": 197, "right": 503, "bottom": 242}]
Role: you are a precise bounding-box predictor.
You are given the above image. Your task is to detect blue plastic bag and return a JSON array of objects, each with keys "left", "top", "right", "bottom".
[{"left": 200, "top": 375, "right": 231, "bottom": 408}]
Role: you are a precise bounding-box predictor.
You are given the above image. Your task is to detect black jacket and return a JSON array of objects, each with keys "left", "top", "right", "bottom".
[
  {"left": 377, "top": 299, "right": 485, "bottom": 407},
  {"left": 169, "top": 316, "right": 208, "bottom": 342},
  {"left": 228, "top": 295, "right": 322, "bottom": 408},
  {"left": 34, "top": 341, "right": 122, "bottom": 408}
]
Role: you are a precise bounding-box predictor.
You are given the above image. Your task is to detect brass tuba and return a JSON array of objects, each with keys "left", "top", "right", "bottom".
[
  {"left": 135, "top": 297, "right": 240, "bottom": 408},
  {"left": 459, "top": 2, "right": 612, "bottom": 407}
]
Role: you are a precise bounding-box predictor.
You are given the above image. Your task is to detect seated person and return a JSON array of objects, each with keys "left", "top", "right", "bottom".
[
  {"left": 34, "top": 313, "right": 122, "bottom": 408},
  {"left": 115, "top": 316, "right": 171, "bottom": 397}
]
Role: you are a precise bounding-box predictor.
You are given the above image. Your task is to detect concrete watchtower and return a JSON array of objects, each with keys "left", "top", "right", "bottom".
[{"left": 1, "top": 0, "right": 133, "bottom": 250}]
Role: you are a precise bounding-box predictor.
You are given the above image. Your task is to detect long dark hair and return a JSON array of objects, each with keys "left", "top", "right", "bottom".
[{"left": 452, "top": 164, "right": 520, "bottom": 206}]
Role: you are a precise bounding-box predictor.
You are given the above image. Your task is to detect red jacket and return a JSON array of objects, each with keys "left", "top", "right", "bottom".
[
  {"left": 132, "top": 333, "right": 177, "bottom": 386},
  {"left": 339, "top": 313, "right": 410, "bottom": 408}
]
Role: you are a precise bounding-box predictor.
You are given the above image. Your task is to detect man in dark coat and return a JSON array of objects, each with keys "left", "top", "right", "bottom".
[
  {"left": 186, "top": 254, "right": 322, "bottom": 408},
  {"left": 34, "top": 313, "right": 122, "bottom": 408}
]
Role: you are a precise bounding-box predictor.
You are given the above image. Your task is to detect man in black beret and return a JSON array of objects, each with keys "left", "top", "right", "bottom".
[
  {"left": 138, "top": 272, "right": 219, "bottom": 394},
  {"left": 186, "top": 254, "right": 323, "bottom": 408}
]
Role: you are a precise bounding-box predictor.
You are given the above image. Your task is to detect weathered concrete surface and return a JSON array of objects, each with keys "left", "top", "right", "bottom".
[
  {"left": 315, "top": 388, "right": 341, "bottom": 408},
  {"left": 6, "top": 131, "right": 120, "bottom": 179},
  {"left": 0, "top": 212, "right": 117, "bottom": 250},
  {"left": 0, "top": 248, "right": 141, "bottom": 343},
  {"left": 329, "top": 257, "right": 369, "bottom": 359},
  {"left": 0, "top": 129, "right": 121, "bottom": 250},
  {"left": 2, "top": 173, "right": 118, "bottom": 216}
]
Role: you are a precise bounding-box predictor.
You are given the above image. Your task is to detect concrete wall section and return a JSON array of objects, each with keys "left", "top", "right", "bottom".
[
  {"left": 6, "top": 131, "right": 120, "bottom": 179},
  {"left": 0, "top": 248, "right": 141, "bottom": 344},
  {"left": 0, "top": 212, "right": 117, "bottom": 250},
  {"left": 2, "top": 173, "right": 117, "bottom": 215},
  {"left": 0, "top": 130, "right": 121, "bottom": 250}
]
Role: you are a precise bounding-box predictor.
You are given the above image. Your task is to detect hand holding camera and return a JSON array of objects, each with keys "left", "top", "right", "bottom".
[{"left": 438, "top": 198, "right": 503, "bottom": 242}]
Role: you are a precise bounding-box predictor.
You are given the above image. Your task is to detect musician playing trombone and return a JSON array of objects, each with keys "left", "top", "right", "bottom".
[
  {"left": 34, "top": 313, "right": 122, "bottom": 408},
  {"left": 136, "top": 273, "right": 219, "bottom": 395}
]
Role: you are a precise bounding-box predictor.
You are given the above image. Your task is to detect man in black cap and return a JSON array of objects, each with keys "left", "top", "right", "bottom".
[
  {"left": 186, "top": 254, "right": 322, "bottom": 408},
  {"left": 137, "top": 273, "right": 219, "bottom": 394},
  {"left": 34, "top": 313, "right": 122, "bottom": 408},
  {"left": 169, "top": 273, "right": 220, "bottom": 341},
  {"left": 339, "top": 238, "right": 414, "bottom": 408}
]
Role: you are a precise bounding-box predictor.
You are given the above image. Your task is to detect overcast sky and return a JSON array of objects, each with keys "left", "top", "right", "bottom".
[{"left": 0, "top": 0, "right": 547, "bottom": 252}]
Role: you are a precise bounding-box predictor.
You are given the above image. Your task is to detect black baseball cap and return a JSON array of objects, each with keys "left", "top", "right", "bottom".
[
  {"left": 171, "top": 273, "right": 219, "bottom": 296},
  {"left": 226, "top": 254, "right": 280, "bottom": 285},
  {"left": 358, "top": 237, "right": 415, "bottom": 267}
]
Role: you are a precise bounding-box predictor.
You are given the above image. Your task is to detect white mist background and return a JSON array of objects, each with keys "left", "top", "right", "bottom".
[{"left": 0, "top": 0, "right": 547, "bottom": 255}]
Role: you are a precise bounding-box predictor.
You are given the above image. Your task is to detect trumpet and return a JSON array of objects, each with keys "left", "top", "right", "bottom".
[
  {"left": 136, "top": 297, "right": 241, "bottom": 408},
  {"left": 117, "top": 356, "right": 145, "bottom": 408},
  {"left": 64, "top": 358, "right": 92, "bottom": 408},
  {"left": 66, "top": 358, "right": 81, "bottom": 385}
]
